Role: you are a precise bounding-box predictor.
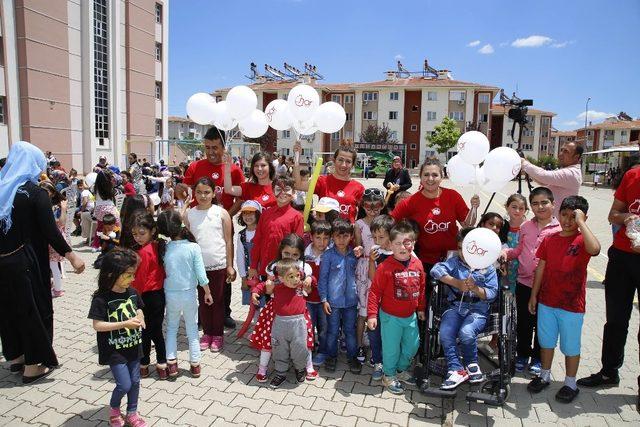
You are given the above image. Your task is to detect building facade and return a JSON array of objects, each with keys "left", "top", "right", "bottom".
[
  {"left": 549, "top": 130, "right": 577, "bottom": 157},
  {"left": 490, "top": 105, "right": 555, "bottom": 160},
  {"left": 168, "top": 116, "right": 208, "bottom": 141},
  {"left": 576, "top": 117, "right": 640, "bottom": 151},
  {"left": 0, "top": 0, "right": 169, "bottom": 173}
]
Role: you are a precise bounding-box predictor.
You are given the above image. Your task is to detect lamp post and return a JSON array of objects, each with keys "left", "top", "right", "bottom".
[{"left": 584, "top": 97, "right": 591, "bottom": 148}]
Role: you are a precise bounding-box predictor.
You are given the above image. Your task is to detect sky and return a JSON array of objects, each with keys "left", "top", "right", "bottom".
[{"left": 168, "top": 0, "right": 640, "bottom": 131}]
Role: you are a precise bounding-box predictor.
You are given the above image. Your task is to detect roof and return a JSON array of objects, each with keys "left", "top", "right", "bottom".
[
  {"left": 491, "top": 105, "right": 556, "bottom": 116},
  {"left": 169, "top": 116, "right": 191, "bottom": 123},
  {"left": 585, "top": 118, "right": 640, "bottom": 131}
]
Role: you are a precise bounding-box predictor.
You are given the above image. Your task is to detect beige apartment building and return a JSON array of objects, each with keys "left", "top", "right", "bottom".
[
  {"left": 0, "top": 0, "right": 169, "bottom": 173},
  {"left": 490, "top": 105, "right": 556, "bottom": 159},
  {"left": 576, "top": 116, "right": 640, "bottom": 151}
]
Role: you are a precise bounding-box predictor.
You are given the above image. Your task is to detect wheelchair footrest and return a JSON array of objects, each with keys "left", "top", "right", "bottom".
[
  {"left": 465, "top": 391, "right": 505, "bottom": 406},
  {"left": 420, "top": 385, "right": 457, "bottom": 399}
]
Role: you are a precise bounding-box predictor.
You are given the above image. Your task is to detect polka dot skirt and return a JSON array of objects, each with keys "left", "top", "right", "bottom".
[{"left": 250, "top": 299, "right": 315, "bottom": 351}]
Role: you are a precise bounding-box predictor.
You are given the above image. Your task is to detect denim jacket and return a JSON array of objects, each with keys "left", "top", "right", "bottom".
[
  {"left": 430, "top": 254, "right": 498, "bottom": 310},
  {"left": 318, "top": 246, "right": 358, "bottom": 308}
]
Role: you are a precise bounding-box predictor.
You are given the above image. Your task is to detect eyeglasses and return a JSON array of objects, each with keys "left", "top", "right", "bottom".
[
  {"left": 364, "top": 188, "right": 384, "bottom": 198},
  {"left": 363, "top": 202, "right": 383, "bottom": 210},
  {"left": 274, "top": 186, "right": 294, "bottom": 196}
]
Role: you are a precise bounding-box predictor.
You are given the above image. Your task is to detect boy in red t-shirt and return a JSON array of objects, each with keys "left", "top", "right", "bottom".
[{"left": 527, "top": 195, "right": 601, "bottom": 403}]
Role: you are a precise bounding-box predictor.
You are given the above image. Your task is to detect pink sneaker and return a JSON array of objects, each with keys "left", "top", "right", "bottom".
[
  {"left": 124, "top": 412, "right": 147, "bottom": 427},
  {"left": 305, "top": 369, "right": 319, "bottom": 381},
  {"left": 52, "top": 289, "right": 65, "bottom": 298},
  {"left": 199, "top": 334, "right": 212, "bottom": 351},
  {"left": 210, "top": 336, "right": 223, "bottom": 352},
  {"left": 108, "top": 407, "right": 124, "bottom": 427}
]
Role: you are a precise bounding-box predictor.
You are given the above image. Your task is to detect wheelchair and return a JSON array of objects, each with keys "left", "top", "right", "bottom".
[{"left": 416, "top": 278, "right": 517, "bottom": 406}]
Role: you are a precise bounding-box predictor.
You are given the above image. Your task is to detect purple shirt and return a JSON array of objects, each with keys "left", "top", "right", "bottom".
[{"left": 522, "top": 162, "right": 582, "bottom": 217}]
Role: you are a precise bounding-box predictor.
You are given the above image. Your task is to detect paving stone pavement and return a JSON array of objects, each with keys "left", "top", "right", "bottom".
[{"left": 1, "top": 179, "right": 639, "bottom": 426}]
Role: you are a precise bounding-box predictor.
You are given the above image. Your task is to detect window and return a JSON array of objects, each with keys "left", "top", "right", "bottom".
[
  {"left": 427, "top": 111, "right": 437, "bottom": 121},
  {"left": 0, "top": 37, "right": 4, "bottom": 67},
  {"left": 427, "top": 91, "right": 437, "bottom": 101},
  {"left": 425, "top": 150, "right": 436, "bottom": 157},
  {"left": 93, "top": 0, "right": 109, "bottom": 142},
  {"left": 604, "top": 130, "right": 614, "bottom": 138},
  {"left": 345, "top": 130, "right": 353, "bottom": 139},
  {"left": 331, "top": 132, "right": 340, "bottom": 141},
  {"left": 343, "top": 95, "right": 353, "bottom": 103},
  {"left": 522, "top": 144, "right": 533, "bottom": 151},
  {"left": 345, "top": 113, "right": 353, "bottom": 121},
  {"left": 389, "top": 131, "right": 398, "bottom": 141},
  {"left": 155, "top": 119, "right": 162, "bottom": 137},
  {"left": 281, "top": 93, "right": 288, "bottom": 100},
  {"left": 448, "top": 111, "right": 464, "bottom": 121},
  {"left": 410, "top": 143, "right": 417, "bottom": 150},
  {"left": 331, "top": 94, "right": 341, "bottom": 103},
  {"left": 449, "top": 91, "right": 466, "bottom": 101},
  {"left": 478, "top": 94, "right": 490, "bottom": 103},
  {"left": 155, "top": 82, "right": 162, "bottom": 99},
  {"left": 389, "top": 111, "right": 398, "bottom": 120},
  {"left": 542, "top": 117, "right": 550, "bottom": 125},
  {"left": 155, "top": 43, "right": 162, "bottom": 61},
  {"left": 526, "top": 115, "right": 535, "bottom": 124},
  {"left": 0, "top": 96, "right": 5, "bottom": 124},
  {"left": 155, "top": 3, "right": 162, "bottom": 23},
  {"left": 281, "top": 130, "right": 291, "bottom": 139},
  {"left": 542, "top": 131, "right": 548, "bottom": 138},
  {"left": 410, "top": 124, "right": 418, "bottom": 131},
  {"left": 479, "top": 113, "right": 488, "bottom": 123},
  {"left": 621, "top": 130, "right": 628, "bottom": 136},
  {"left": 363, "top": 111, "right": 376, "bottom": 120},
  {"left": 363, "top": 92, "right": 378, "bottom": 102},
  {"left": 506, "top": 143, "right": 513, "bottom": 148},
  {"left": 523, "top": 129, "right": 534, "bottom": 137},
  {"left": 540, "top": 145, "right": 547, "bottom": 152},
  {"left": 390, "top": 92, "right": 399, "bottom": 101}
]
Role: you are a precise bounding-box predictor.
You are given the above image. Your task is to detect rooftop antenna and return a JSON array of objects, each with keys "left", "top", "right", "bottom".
[
  {"left": 305, "top": 63, "right": 324, "bottom": 80},
  {"left": 264, "top": 63, "right": 286, "bottom": 80},
  {"left": 245, "top": 62, "right": 263, "bottom": 81},
  {"left": 283, "top": 62, "right": 304, "bottom": 78}
]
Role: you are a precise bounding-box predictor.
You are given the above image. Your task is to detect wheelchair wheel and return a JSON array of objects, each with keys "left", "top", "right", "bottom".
[
  {"left": 479, "top": 379, "right": 510, "bottom": 406},
  {"left": 501, "top": 290, "right": 517, "bottom": 378}
]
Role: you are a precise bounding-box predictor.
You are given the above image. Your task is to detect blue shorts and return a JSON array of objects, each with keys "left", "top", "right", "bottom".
[{"left": 537, "top": 303, "right": 584, "bottom": 356}]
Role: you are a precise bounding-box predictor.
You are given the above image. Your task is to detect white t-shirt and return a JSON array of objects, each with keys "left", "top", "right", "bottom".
[
  {"left": 81, "top": 189, "right": 95, "bottom": 211},
  {"left": 187, "top": 205, "right": 226, "bottom": 271}
]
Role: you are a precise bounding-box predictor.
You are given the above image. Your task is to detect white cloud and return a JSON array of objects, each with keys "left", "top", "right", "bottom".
[
  {"left": 467, "top": 40, "right": 481, "bottom": 47},
  {"left": 394, "top": 54, "right": 404, "bottom": 61},
  {"left": 511, "top": 35, "right": 553, "bottom": 48},
  {"left": 577, "top": 110, "right": 615, "bottom": 122},
  {"left": 478, "top": 44, "right": 494, "bottom": 54},
  {"left": 551, "top": 41, "right": 568, "bottom": 48}
]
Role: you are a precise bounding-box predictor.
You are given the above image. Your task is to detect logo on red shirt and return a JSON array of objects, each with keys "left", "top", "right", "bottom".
[
  {"left": 262, "top": 194, "right": 269, "bottom": 201},
  {"left": 432, "top": 207, "right": 441, "bottom": 216},
  {"left": 629, "top": 199, "right": 640, "bottom": 214},
  {"left": 337, "top": 190, "right": 345, "bottom": 197},
  {"left": 423, "top": 220, "right": 451, "bottom": 234},
  {"left": 212, "top": 172, "right": 220, "bottom": 180}
]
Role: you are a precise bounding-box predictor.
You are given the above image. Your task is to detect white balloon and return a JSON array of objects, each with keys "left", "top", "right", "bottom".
[
  {"left": 226, "top": 85, "right": 257, "bottom": 120},
  {"left": 287, "top": 84, "right": 320, "bottom": 122},
  {"left": 314, "top": 101, "right": 346, "bottom": 133},
  {"left": 293, "top": 119, "right": 318, "bottom": 136},
  {"left": 186, "top": 93, "right": 216, "bottom": 125},
  {"left": 461, "top": 228, "right": 502, "bottom": 270},
  {"left": 238, "top": 110, "right": 268, "bottom": 138},
  {"left": 85, "top": 172, "right": 97, "bottom": 187},
  {"left": 447, "top": 154, "right": 476, "bottom": 186},
  {"left": 481, "top": 179, "right": 510, "bottom": 193},
  {"left": 211, "top": 101, "right": 237, "bottom": 131},
  {"left": 483, "top": 147, "right": 522, "bottom": 182},
  {"left": 457, "top": 131, "right": 490, "bottom": 165},
  {"left": 473, "top": 166, "right": 487, "bottom": 186},
  {"left": 264, "top": 99, "right": 294, "bottom": 131}
]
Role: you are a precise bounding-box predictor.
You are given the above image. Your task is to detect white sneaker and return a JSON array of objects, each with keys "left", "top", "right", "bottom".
[
  {"left": 441, "top": 369, "right": 469, "bottom": 390},
  {"left": 467, "top": 363, "right": 484, "bottom": 383}
]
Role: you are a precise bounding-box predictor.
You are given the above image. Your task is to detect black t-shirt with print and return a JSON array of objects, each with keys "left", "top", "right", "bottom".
[{"left": 88, "top": 288, "right": 144, "bottom": 365}]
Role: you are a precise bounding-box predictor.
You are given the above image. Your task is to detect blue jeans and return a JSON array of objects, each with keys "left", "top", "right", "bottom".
[
  {"left": 307, "top": 303, "right": 327, "bottom": 354},
  {"left": 165, "top": 289, "right": 200, "bottom": 363},
  {"left": 110, "top": 360, "right": 141, "bottom": 413},
  {"left": 367, "top": 314, "right": 383, "bottom": 364},
  {"left": 439, "top": 303, "right": 488, "bottom": 371},
  {"left": 325, "top": 306, "right": 358, "bottom": 358}
]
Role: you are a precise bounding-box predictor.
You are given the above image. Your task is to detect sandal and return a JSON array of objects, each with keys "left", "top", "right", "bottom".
[{"left": 139, "top": 365, "right": 150, "bottom": 378}]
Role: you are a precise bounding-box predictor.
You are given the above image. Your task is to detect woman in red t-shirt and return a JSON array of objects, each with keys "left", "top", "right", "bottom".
[
  {"left": 292, "top": 140, "right": 364, "bottom": 223},
  {"left": 223, "top": 152, "right": 277, "bottom": 210},
  {"left": 391, "top": 157, "right": 479, "bottom": 273}
]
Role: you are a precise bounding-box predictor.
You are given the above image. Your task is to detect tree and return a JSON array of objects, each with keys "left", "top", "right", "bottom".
[
  {"left": 243, "top": 130, "right": 277, "bottom": 153},
  {"left": 426, "top": 117, "right": 461, "bottom": 154},
  {"left": 359, "top": 123, "right": 398, "bottom": 144}
]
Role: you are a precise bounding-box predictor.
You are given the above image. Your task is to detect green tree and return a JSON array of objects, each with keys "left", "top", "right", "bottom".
[
  {"left": 426, "top": 117, "right": 461, "bottom": 154},
  {"left": 359, "top": 123, "right": 398, "bottom": 144}
]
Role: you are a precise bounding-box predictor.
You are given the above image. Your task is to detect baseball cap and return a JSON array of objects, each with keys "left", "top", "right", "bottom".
[
  {"left": 313, "top": 197, "right": 339, "bottom": 213},
  {"left": 240, "top": 200, "right": 262, "bottom": 213},
  {"left": 393, "top": 156, "right": 401, "bottom": 161}
]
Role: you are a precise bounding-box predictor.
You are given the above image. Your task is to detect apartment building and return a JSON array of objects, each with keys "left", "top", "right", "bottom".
[
  {"left": 0, "top": 0, "right": 169, "bottom": 173},
  {"left": 168, "top": 116, "right": 209, "bottom": 141},
  {"left": 576, "top": 117, "right": 640, "bottom": 151},
  {"left": 548, "top": 130, "right": 577, "bottom": 157},
  {"left": 215, "top": 68, "right": 500, "bottom": 168},
  {"left": 490, "top": 105, "right": 555, "bottom": 159}
]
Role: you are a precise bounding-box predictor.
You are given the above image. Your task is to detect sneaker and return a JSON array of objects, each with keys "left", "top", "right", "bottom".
[
  {"left": 108, "top": 408, "right": 124, "bottom": 427},
  {"left": 555, "top": 385, "right": 580, "bottom": 403},
  {"left": 528, "top": 359, "right": 542, "bottom": 376},
  {"left": 199, "top": 334, "right": 212, "bottom": 351},
  {"left": 210, "top": 336, "right": 223, "bottom": 352},
  {"left": 515, "top": 356, "right": 528, "bottom": 373},
  {"left": 167, "top": 361, "right": 178, "bottom": 378},
  {"left": 255, "top": 372, "right": 268, "bottom": 383},
  {"left": 156, "top": 365, "right": 168, "bottom": 380},
  {"left": 368, "top": 356, "right": 375, "bottom": 367},
  {"left": 139, "top": 365, "right": 150, "bottom": 378},
  {"left": 441, "top": 370, "right": 470, "bottom": 390},
  {"left": 312, "top": 353, "right": 327, "bottom": 366},
  {"left": 269, "top": 374, "right": 287, "bottom": 389},
  {"left": 527, "top": 376, "right": 551, "bottom": 393},
  {"left": 51, "top": 289, "right": 65, "bottom": 298},
  {"left": 383, "top": 375, "right": 405, "bottom": 395},
  {"left": 190, "top": 364, "right": 201, "bottom": 378},
  {"left": 124, "top": 412, "right": 147, "bottom": 427},
  {"left": 372, "top": 363, "right": 384, "bottom": 381},
  {"left": 348, "top": 358, "right": 362, "bottom": 374},
  {"left": 577, "top": 372, "right": 620, "bottom": 387},
  {"left": 305, "top": 369, "right": 318, "bottom": 381},
  {"left": 397, "top": 370, "right": 417, "bottom": 386},
  {"left": 295, "top": 369, "right": 306, "bottom": 383},
  {"left": 325, "top": 357, "right": 337, "bottom": 372},
  {"left": 356, "top": 346, "right": 366, "bottom": 364},
  {"left": 467, "top": 363, "right": 484, "bottom": 384},
  {"left": 224, "top": 317, "right": 236, "bottom": 329}
]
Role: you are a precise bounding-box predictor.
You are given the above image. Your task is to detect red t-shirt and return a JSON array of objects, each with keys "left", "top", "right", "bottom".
[
  {"left": 391, "top": 188, "right": 469, "bottom": 264},
  {"left": 123, "top": 182, "right": 136, "bottom": 196},
  {"left": 304, "top": 244, "right": 325, "bottom": 303},
  {"left": 536, "top": 232, "right": 592, "bottom": 313},
  {"left": 272, "top": 284, "right": 308, "bottom": 316},
  {"left": 367, "top": 255, "right": 426, "bottom": 319},
  {"left": 132, "top": 242, "right": 166, "bottom": 294},
  {"left": 183, "top": 160, "right": 245, "bottom": 211},
  {"left": 241, "top": 182, "right": 276, "bottom": 209},
  {"left": 613, "top": 167, "right": 640, "bottom": 253},
  {"left": 314, "top": 174, "right": 364, "bottom": 223}
]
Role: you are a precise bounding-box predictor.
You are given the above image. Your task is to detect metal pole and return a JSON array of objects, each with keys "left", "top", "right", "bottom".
[{"left": 584, "top": 97, "right": 591, "bottom": 148}]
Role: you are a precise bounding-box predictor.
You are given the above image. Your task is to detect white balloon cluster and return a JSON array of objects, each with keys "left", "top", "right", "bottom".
[
  {"left": 446, "top": 131, "right": 522, "bottom": 193},
  {"left": 185, "top": 83, "right": 347, "bottom": 140}
]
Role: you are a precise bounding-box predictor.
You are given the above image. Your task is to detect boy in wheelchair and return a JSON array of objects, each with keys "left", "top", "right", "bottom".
[{"left": 430, "top": 227, "right": 499, "bottom": 390}]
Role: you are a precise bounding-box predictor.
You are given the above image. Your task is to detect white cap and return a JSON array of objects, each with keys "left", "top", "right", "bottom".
[{"left": 313, "top": 197, "right": 339, "bottom": 213}]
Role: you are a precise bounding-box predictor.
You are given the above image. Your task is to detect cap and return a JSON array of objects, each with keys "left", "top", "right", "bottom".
[
  {"left": 393, "top": 156, "right": 401, "bottom": 161},
  {"left": 99, "top": 155, "right": 107, "bottom": 161},
  {"left": 240, "top": 200, "right": 262, "bottom": 213},
  {"left": 313, "top": 197, "right": 339, "bottom": 213}
]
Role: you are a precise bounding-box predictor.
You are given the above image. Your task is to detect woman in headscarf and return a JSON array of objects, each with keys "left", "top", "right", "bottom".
[{"left": 0, "top": 141, "right": 85, "bottom": 383}]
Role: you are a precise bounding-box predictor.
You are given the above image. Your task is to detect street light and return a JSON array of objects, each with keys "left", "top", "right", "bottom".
[{"left": 584, "top": 97, "right": 591, "bottom": 148}]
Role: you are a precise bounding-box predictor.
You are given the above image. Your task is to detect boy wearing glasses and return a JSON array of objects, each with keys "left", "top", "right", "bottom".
[
  {"left": 248, "top": 176, "right": 304, "bottom": 279},
  {"left": 367, "top": 220, "right": 426, "bottom": 394},
  {"left": 500, "top": 187, "right": 561, "bottom": 376}
]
